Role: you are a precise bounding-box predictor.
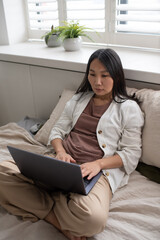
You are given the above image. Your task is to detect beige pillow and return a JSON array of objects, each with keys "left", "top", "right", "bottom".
[
  {"left": 34, "top": 89, "right": 75, "bottom": 145},
  {"left": 127, "top": 86, "right": 160, "bottom": 168},
  {"left": 135, "top": 89, "right": 160, "bottom": 168},
  {"left": 126, "top": 86, "right": 138, "bottom": 96}
]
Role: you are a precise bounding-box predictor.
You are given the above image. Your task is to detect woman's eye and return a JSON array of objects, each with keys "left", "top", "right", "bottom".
[
  {"left": 102, "top": 74, "right": 109, "bottom": 78},
  {"left": 90, "top": 73, "right": 95, "bottom": 76}
]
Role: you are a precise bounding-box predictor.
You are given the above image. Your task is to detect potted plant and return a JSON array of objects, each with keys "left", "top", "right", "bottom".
[
  {"left": 41, "top": 25, "right": 64, "bottom": 47},
  {"left": 59, "top": 21, "right": 93, "bottom": 51}
]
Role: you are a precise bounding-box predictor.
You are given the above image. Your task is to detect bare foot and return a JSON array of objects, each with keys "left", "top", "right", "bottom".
[{"left": 61, "top": 229, "right": 87, "bottom": 240}]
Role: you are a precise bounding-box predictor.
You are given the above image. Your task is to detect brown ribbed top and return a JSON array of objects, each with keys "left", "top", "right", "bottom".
[{"left": 62, "top": 97, "right": 110, "bottom": 163}]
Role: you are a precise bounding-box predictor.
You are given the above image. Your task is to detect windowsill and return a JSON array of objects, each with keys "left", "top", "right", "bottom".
[{"left": 0, "top": 41, "right": 160, "bottom": 84}]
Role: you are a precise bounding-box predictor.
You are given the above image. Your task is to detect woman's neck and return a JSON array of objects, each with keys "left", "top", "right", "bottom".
[{"left": 93, "top": 92, "right": 112, "bottom": 106}]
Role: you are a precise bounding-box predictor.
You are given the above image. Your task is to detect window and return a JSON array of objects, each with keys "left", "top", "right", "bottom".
[
  {"left": 66, "top": 0, "right": 105, "bottom": 32},
  {"left": 116, "top": 0, "right": 160, "bottom": 35},
  {"left": 25, "top": 0, "right": 160, "bottom": 49},
  {"left": 112, "top": 0, "right": 160, "bottom": 48},
  {"left": 26, "top": 0, "right": 59, "bottom": 39},
  {"left": 27, "top": 0, "right": 59, "bottom": 30}
]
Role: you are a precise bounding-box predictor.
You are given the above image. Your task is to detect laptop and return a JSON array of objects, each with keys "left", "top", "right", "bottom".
[{"left": 7, "top": 146, "right": 102, "bottom": 195}]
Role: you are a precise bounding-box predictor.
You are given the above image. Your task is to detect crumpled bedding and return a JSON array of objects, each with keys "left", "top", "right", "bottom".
[{"left": 0, "top": 123, "right": 160, "bottom": 240}]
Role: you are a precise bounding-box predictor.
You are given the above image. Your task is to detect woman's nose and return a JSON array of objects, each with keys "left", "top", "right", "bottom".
[{"left": 95, "top": 76, "right": 102, "bottom": 85}]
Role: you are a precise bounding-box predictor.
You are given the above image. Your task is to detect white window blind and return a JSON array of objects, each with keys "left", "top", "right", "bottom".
[
  {"left": 27, "top": 0, "right": 59, "bottom": 30},
  {"left": 116, "top": 0, "right": 160, "bottom": 35},
  {"left": 27, "top": 0, "right": 105, "bottom": 32},
  {"left": 66, "top": 0, "right": 105, "bottom": 32}
]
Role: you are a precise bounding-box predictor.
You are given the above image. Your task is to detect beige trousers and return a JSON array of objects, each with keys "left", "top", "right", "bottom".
[{"left": 0, "top": 160, "right": 112, "bottom": 237}]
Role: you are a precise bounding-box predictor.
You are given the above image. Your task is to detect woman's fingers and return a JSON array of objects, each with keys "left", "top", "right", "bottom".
[
  {"left": 56, "top": 152, "right": 76, "bottom": 163},
  {"left": 80, "top": 161, "right": 101, "bottom": 179}
]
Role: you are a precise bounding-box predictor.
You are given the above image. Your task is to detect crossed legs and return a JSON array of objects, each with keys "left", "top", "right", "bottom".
[{"left": 0, "top": 160, "right": 112, "bottom": 239}]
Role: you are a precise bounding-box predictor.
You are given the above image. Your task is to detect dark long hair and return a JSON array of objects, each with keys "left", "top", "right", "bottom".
[{"left": 76, "top": 48, "right": 137, "bottom": 103}]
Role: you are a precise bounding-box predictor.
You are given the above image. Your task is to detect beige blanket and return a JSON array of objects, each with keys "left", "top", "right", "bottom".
[{"left": 0, "top": 123, "right": 160, "bottom": 240}]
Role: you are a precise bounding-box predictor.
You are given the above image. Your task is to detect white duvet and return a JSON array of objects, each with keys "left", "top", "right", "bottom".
[{"left": 0, "top": 123, "right": 160, "bottom": 240}]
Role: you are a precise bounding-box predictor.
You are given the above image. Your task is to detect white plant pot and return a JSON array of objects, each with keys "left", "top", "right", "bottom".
[
  {"left": 63, "top": 37, "right": 82, "bottom": 51},
  {"left": 46, "top": 34, "right": 62, "bottom": 47}
]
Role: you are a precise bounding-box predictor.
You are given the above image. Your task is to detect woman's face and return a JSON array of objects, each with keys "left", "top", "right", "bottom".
[{"left": 88, "top": 58, "right": 114, "bottom": 98}]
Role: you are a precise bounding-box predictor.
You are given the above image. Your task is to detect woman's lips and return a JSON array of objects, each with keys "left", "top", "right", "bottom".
[{"left": 95, "top": 88, "right": 103, "bottom": 92}]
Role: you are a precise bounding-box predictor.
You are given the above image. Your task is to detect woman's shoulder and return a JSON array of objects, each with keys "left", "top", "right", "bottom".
[
  {"left": 121, "top": 98, "right": 142, "bottom": 112},
  {"left": 117, "top": 99, "right": 144, "bottom": 126},
  {"left": 115, "top": 97, "right": 140, "bottom": 110},
  {"left": 121, "top": 98, "right": 138, "bottom": 106},
  {"left": 65, "top": 91, "right": 94, "bottom": 111},
  {"left": 70, "top": 91, "right": 94, "bottom": 102}
]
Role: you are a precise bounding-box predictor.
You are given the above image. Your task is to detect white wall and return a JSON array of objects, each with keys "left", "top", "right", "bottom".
[
  {"left": 0, "top": 61, "right": 84, "bottom": 125},
  {"left": 0, "top": 0, "right": 28, "bottom": 45}
]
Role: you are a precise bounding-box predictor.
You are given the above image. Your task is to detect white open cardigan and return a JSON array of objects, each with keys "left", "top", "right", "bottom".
[{"left": 48, "top": 92, "right": 144, "bottom": 193}]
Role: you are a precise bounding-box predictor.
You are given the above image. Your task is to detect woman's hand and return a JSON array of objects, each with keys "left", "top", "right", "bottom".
[
  {"left": 51, "top": 138, "right": 76, "bottom": 163},
  {"left": 80, "top": 161, "right": 101, "bottom": 180},
  {"left": 56, "top": 151, "right": 76, "bottom": 163}
]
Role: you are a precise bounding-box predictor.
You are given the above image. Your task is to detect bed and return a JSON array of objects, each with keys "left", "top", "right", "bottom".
[{"left": 0, "top": 87, "right": 160, "bottom": 240}]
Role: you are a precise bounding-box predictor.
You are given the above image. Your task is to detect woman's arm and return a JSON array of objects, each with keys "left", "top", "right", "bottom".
[
  {"left": 48, "top": 94, "right": 78, "bottom": 146},
  {"left": 81, "top": 154, "right": 123, "bottom": 180},
  {"left": 51, "top": 138, "right": 76, "bottom": 163}
]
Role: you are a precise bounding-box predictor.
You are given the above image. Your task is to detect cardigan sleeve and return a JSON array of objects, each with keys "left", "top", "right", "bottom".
[
  {"left": 48, "top": 94, "right": 78, "bottom": 145},
  {"left": 116, "top": 100, "right": 144, "bottom": 175}
]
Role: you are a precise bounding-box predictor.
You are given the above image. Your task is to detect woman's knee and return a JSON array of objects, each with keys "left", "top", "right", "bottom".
[
  {"left": 68, "top": 199, "right": 108, "bottom": 237},
  {"left": 81, "top": 204, "right": 108, "bottom": 236}
]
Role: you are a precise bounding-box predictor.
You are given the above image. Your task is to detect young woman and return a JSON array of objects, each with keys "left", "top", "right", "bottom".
[{"left": 0, "top": 49, "right": 144, "bottom": 240}]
